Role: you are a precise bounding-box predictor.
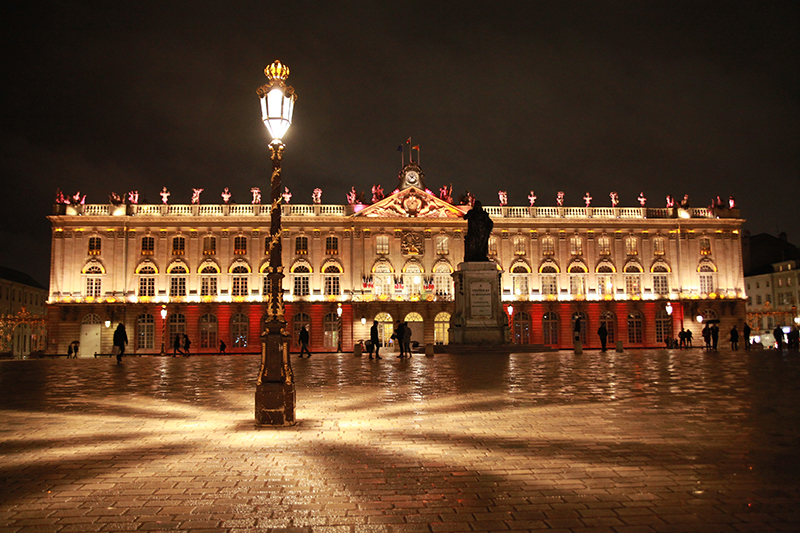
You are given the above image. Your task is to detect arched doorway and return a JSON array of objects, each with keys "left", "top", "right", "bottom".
[
  {"left": 80, "top": 313, "right": 102, "bottom": 357},
  {"left": 434, "top": 312, "right": 450, "bottom": 345},
  {"left": 404, "top": 312, "right": 423, "bottom": 347},
  {"left": 572, "top": 311, "right": 588, "bottom": 344},
  {"left": 542, "top": 312, "right": 559, "bottom": 346},
  {"left": 513, "top": 311, "right": 532, "bottom": 344},
  {"left": 374, "top": 312, "right": 394, "bottom": 348}
]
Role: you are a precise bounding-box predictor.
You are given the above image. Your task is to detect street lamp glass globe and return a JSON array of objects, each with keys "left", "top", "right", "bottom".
[{"left": 260, "top": 87, "right": 295, "bottom": 141}]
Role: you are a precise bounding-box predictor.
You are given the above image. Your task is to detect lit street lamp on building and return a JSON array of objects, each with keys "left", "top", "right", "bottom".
[
  {"left": 337, "top": 303, "right": 343, "bottom": 352},
  {"left": 160, "top": 305, "right": 167, "bottom": 356},
  {"left": 255, "top": 60, "right": 297, "bottom": 427}
]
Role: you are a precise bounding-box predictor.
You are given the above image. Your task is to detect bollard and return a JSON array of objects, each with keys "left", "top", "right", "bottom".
[
  {"left": 573, "top": 341, "right": 583, "bottom": 354},
  {"left": 425, "top": 343, "right": 435, "bottom": 357},
  {"left": 616, "top": 340, "right": 624, "bottom": 352}
]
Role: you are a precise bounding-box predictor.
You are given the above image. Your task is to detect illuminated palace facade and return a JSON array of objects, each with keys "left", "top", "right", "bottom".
[{"left": 46, "top": 168, "right": 746, "bottom": 355}]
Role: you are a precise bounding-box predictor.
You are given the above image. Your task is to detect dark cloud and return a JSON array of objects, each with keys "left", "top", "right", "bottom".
[{"left": 1, "top": 1, "right": 798, "bottom": 286}]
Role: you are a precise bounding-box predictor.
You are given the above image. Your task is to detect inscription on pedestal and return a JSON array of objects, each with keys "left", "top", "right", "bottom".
[{"left": 469, "top": 281, "right": 492, "bottom": 319}]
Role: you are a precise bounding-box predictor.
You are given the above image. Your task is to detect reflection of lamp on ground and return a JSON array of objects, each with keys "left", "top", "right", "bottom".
[
  {"left": 255, "top": 60, "right": 297, "bottom": 427},
  {"left": 160, "top": 305, "right": 167, "bottom": 356},
  {"left": 337, "top": 303, "right": 343, "bottom": 352}
]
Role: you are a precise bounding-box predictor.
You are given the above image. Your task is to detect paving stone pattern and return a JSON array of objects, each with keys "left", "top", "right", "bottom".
[{"left": 1, "top": 348, "right": 799, "bottom": 532}]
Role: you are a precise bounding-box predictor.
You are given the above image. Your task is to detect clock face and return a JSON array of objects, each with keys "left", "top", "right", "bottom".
[{"left": 405, "top": 171, "right": 419, "bottom": 185}]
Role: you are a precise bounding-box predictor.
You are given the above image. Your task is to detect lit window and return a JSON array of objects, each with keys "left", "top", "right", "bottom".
[
  {"left": 86, "top": 277, "right": 101, "bottom": 298},
  {"left": 138, "top": 276, "right": 155, "bottom": 297},
  {"left": 172, "top": 236, "right": 185, "bottom": 256},
  {"left": 597, "top": 236, "right": 611, "bottom": 256},
  {"left": 570, "top": 236, "right": 583, "bottom": 256},
  {"left": 542, "top": 312, "right": 559, "bottom": 345},
  {"left": 141, "top": 236, "right": 154, "bottom": 256},
  {"left": 295, "top": 236, "right": 308, "bottom": 255},
  {"left": 627, "top": 311, "right": 644, "bottom": 343},
  {"left": 376, "top": 235, "right": 389, "bottom": 255},
  {"left": 624, "top": 264, "right": 642, "bottom": 296},
  {"left": 199, "top": 314, "right": 218, "bottom": 348},
  {"left": 436, "top": 235, "right": 449, "bottom": 255},
  {"left": 293, "top": 265, "right": 310, "bottom": 296},
  {"left": 88, "top": 236, "right": 101, "bottom": 255},
  {"left": 323, "top": 312, "right": 339, "bottom": 349},
  {"left": 326, "top": 236, "right": 339, "bottom": 255},
  {"left": 488, "top": 236, "right": 498, "bottom": 257},
  {"left": 231, "top": 313, "right": 248, "bottom": 347},
  {"left": 169, "top": 265, "right": 187, "bottom": 296},
  {"left": 568, "top": 264, "right": 586, "bottom": 295},
  {"left": 403, "top": 264, "right": 423, "bottom": 295},
  {"left": 625, "top": 237, "right": 638, "bottom": 256},
  {"left": 541, "top": 236, "right": 555, "bottom": 256},
  {"left": 652, "top": 264, "right": 669, "bottom": 295},
  {"left": 203, "top": 236, "right": 216, "bottom": 256},
  {"left": 137, "top": 314, "right": 154, "bottom": 350},
  {"left": 699, "top": 237, "right": 711, "bottom": 255},
  {"left": 231, "top": 265, "right": 249, "bottom": 296},
  {"left": 200, "top": 265, "right": 218, "bottom": 296},
  {"left": 434, "top": 264, "right": 453, "bottom": 297},
  {"left": 513, "top": 236, "right": 526, "bottom": 256},
  {"left": 541, "top": 265, "right": 558, "bottom": 295},
  {"left": 699, "top": 265, "right": 715, "bottom": 294},
  {"left": 323, "top": 265, "right": 341, "bottom": 296},
  {"left": 234, "top": 235, "right": 247, "bottom": 255},
  {"left": 511, "top": 265, "right": 529, "bottom": 296},
  {"left": 653, "top": 237, "right": 665, "bottom": 256}
]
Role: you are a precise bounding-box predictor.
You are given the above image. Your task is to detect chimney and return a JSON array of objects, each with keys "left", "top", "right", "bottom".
[{"left": 779, "top": 231, "right": 787, "bottom": 242}]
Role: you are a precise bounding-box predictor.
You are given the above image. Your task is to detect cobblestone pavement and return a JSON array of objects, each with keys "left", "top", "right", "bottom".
[{"left": 2, "top": 348, "right": 800, "bottom": 533}]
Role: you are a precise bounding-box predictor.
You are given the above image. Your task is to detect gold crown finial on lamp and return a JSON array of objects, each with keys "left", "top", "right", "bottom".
[{"left": 264, "top": 60, "right": 290, "bottom": 82}]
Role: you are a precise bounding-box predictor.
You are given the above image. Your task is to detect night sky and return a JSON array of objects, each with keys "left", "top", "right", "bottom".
[{"left": 1, "top": 1, "right": 798, "bottom": 287}]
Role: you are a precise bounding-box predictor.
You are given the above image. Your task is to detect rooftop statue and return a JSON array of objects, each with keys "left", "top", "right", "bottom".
[{"left": 463, "top": 200, "right": 493, "bottom": 262}]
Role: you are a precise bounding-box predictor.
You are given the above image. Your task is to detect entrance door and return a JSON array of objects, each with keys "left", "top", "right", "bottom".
[
  {"left": 12, "top": 324, "right": 31, "bottom": 357},
  {"left": 80, "top": 324, "right": 102, "bottom": 357}
]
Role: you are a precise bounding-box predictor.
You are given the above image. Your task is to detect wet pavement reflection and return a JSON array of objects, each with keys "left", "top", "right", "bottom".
[{"left": 1, "top": 347, "right": 799, "bottom": 532}]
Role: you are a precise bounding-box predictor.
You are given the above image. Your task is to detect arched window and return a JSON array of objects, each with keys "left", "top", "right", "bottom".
[
  {"left": 433, "top": 262, "right": 453, "bottom": 297},
  {"left": 375, "top": 312, "right": 394, "bottom": 347},
  {"left": 597, "top": 263, "right": 615, "bottom": 295},
  {"left": 513, "top": 311, "right": 532, "bottom": 344},
  {"left": 541, "top": 236, "right": 555, "bottom": 256},
  {"left": 568, "top": 263, "right": 587, "bottom": 296},
  {"left": 84, "top": 265, "right": 103, "bottom": 298},
  {"left": 323, "top": 264, "right": 341, "bottom": 296},
  {"left": 199, "top": 314, "right": 218, "bottom": 348},
  {"left": 293, "top": 264, "right": 310, "bottom": 296},
  {"left": 292, "top": 312, "right": 310, "bottom": 349},
  {"left": 655, "top": 309, "right": 672, "bottom": 343},
  {"left": 624, "top": 263, "right": 642, "bottom": 297},
  {"left": 372, "top": 261, "right": 394, "bottom": 296},
  {"left": 137, "top": 314, "right": 154, "bottom": 350},
  {"left": 699, "top": 264, "right": 716, "bottom": 294},
  {"left": 542, "top": 312, "right": 559, "bottom": 345},
  {"left": 295, "top": 235, "right": 308, "bottom": 255},
  {"left": 701, "top": 309, "right": 718, "bottom": 322},
  {"left": 168, "top": 264, "right": 187, "bottom": 297},
  {"left": 404, "top": 312, "right": 423, "bottom": 346},
  {"left": 572, "top": 311, "right": 588, "bottom": 344},
  {"left": 88, "top": 236, "right": 101, "bottom": 255},
  {"left": 231, "top": 313, "right": 248, "bottom": 348},
  {"left": 231, "top": 265, "right": 249, "bottom": 297},
  {"left": 653, "top": 236, "right": 666, "bottom": 256},
  {"left": 323, "top": 312, "right": 339, "bottom": 349},
  {"left": 625, "top": 236, "right": 639, "bottom": 256},
  {"left": 600, "top": 311, "right": 616, "bottom": 343},
  {"left": 326, "top": 235, "right": 339, "bottom": 255},
  {"left": 570, "top": 235, "right": 583, "bottom": 256},
  {"left": 168, "top": 313, "right": 186, "bottom": 350},
  {"left": 172, "top": 236, "right": 185, "bottom": 255},
  {"left": 82, "top": 313, "right": 102, "bottom": 325},
  {"left": 200, "top": 264, "right": 218, "bottom": 296},
  {"left": 403, "top": 262, "right": 423, "bottom": 296},
  {"left": 511, "top": 262, "right": 529, "bottom": 297},
  {"left": 597, "top": 235, "right": 611, "bottom": 256},
  {"left": 434, "top": 312, "right": 450, "bottom": 345},
  {"left": 234, "top": 235, "right": 247, "bottom": 255},
  {"left": 513, "top": 235, "right": 526, "bottom": 256},
  {"left": 540, "top": 264, "right": 558, "bottom": 295},
  {"left": 627, "top": 311, "right": 644, "bottom": 344},
  {"left": 488, "top": 236, "right": 498, "bottom": 257},
  {"left": 652, "top": 263, "right": 670, "bottom": 296}
]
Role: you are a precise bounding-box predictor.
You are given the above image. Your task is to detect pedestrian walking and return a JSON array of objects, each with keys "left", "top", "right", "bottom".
[
  {"left": 788, "top": 327, "right": 800, "bottom": 350},
  {"left": 67, "top": 343, "right": 74, "bottom": 359},
  {"left": 711, "top": 324, "right": 719, "bottom": 351},
  {"left": 182, "top": 334, "right": 191, "bottom": 356},
  {"left": 702, "top": 324, "right": 711, "bottom": 350},
  {"left": 173, "top": 334, "right": 181, "bottom": 356},
  {"left": 403, "top": 322, "right": 412, "bottom": 357},
  {"left": 685, "top": 329, "right": 693, "bottom": 347},
  {"left": 113, "top": 324, "right": 128, "bottom": 364},
  {"left": 597, "top": 323, "right": 608, "bottom": 352},
  {"left": 219, "top": 340, "right": 226, "bottom": 354},
  {"left": 743, "top": 323, "right": 751, "bottom": 350},
  {"left": 730, "top": 325, "right": 739, "bottom": 350},
  {"left": 369, "top": 320, "right": 381, "bottom": 359},
  {"left": 679, "top": 329, "right": 686, "bottom": 349},
  {"left": 395, "top": 321, "right": 406, "bottom": 358},
  {"left": 774, "top": 325, "right": 785, "bottom": 350},
  {"left": 298, "top": 325, "right": 311, "bottom": 357}
]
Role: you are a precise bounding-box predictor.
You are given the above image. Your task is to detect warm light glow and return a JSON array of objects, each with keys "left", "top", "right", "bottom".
[
  {"left": 160, "top": 306, "right": 167, "bottom": 320},
  {"left": 104, "top": 320, "right": 111, "bottom": 328},
  {"left": 337, "top": 303, "right": 342, "bottom": 317},
  {"left": 696, "top": 315, "right": 704, "bottom": 323},
  {"left": 665, "top": 302, "right": 673, "bottom": 315},
  {"left": 361, "top": 316, "right": 366, "bottom": 325},
  {"left": 507, "top": 305, "right": 514, "bottom": 316}
]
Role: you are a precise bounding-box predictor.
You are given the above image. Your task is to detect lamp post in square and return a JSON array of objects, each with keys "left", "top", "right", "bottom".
[{"left": 255, "top": 60, "right": 297, "bottom": 426}]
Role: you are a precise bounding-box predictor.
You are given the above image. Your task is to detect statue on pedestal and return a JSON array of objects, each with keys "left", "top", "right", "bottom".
[{"left": 463, "top": 200, "right": 493, "bottom": 262}]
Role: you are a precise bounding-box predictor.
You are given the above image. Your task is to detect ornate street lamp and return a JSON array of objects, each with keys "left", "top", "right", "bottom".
[
  {"left": 337, "top": 303, "right": 343, "bottom": 353},
  {"left": 255, "top": 60, "right": 297, "bottom": 426},
  {"left": 160, "top": 305, "right": 167, "bottom": 356}
]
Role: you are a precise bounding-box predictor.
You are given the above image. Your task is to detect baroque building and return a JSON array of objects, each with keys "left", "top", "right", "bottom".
[{"left": 46, "top": 165, "right": 746, "bottom": 355}]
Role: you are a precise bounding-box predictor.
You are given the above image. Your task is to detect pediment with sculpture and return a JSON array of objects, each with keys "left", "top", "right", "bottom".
[{"left": 355, "top": 186, "right": 466, "bottom": 219}]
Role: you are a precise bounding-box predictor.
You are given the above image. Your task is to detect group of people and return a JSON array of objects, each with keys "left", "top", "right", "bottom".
[
  {"left": 774, "top": 325, "right": 800, "bottom": 350},
  {"left": 172, "top": 334, "right": 192, "bottom": 356}
]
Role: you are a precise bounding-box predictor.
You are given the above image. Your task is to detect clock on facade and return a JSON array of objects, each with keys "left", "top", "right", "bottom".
[{"left": 398, "top": 164, "right": 426, "bottom": 190}]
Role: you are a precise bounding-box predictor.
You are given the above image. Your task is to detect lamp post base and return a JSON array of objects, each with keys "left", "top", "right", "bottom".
[{"left": 255, "top": 382, "right": 296, "bottom": 426}]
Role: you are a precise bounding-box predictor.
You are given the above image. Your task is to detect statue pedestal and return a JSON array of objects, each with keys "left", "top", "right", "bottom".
[{"left": 449, "top": 262, "right": 509, "bottom": 344}]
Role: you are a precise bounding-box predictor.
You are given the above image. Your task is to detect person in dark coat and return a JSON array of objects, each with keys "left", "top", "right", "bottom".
[
  {"left": 702, "top": 324, "right": 711, "bottom": 350},
  {"left": 369, "top": 320, "right": 381, "bottom": 360},
  {"left": 685, "top": 329, "right": 693, "bottom": 347},
  {"left": 711, "top": 324, "right": 720, "bottom": 350},
  {"left": 113, "top": 324, "right": 128, "bottom": 364},
  {"left": 298, "top": 325, "right": 311, "bottom": 357},
  {"left": 743, "top": 323, "right": 751, "bottom": 350},
  {"left": 173, "top": 334, "right": 181, "bottom": 356},
  {"left": 774, "top": 325, "right": 785, "bottom": 350},
  {"left": 395, "top": 321, "right": 406, "bottom": 358},
  {"left": 597, "top": 324, "right": 608, "bottom": 352},
  {"left": 219, "top": 340, "right": 226, "bottom": 354},
  {"left": 182, "top": 334, "right": 191, "bottom": 356},
  {"left": 403, "top": 322, "right": 412, "bottom": 357},
  {"left": 679, "top": 329, "right": 686, "bottom": 349},
  {"left": 730, "top": 325, "right": 739, "bottom": 350}
]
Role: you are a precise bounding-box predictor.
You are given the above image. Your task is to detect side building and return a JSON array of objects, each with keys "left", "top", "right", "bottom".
[
  {"left": 0, "top": 265, "right": 48, "bottom": 357},
  {"left": 46, "top": 168, "right": 747, "bottom": 355}
]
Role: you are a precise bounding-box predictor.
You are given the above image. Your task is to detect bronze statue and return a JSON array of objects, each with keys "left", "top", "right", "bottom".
[{"left": 463, "top": 200, "right": 493, "bottom": 262}]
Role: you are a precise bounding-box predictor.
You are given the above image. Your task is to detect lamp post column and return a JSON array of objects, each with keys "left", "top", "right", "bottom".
[
  {"left": 255, "top": 60, "right": 297, "bottom": 427},
  {"left": 160, "top": 305, "right": 167, "bottom": 356}
]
